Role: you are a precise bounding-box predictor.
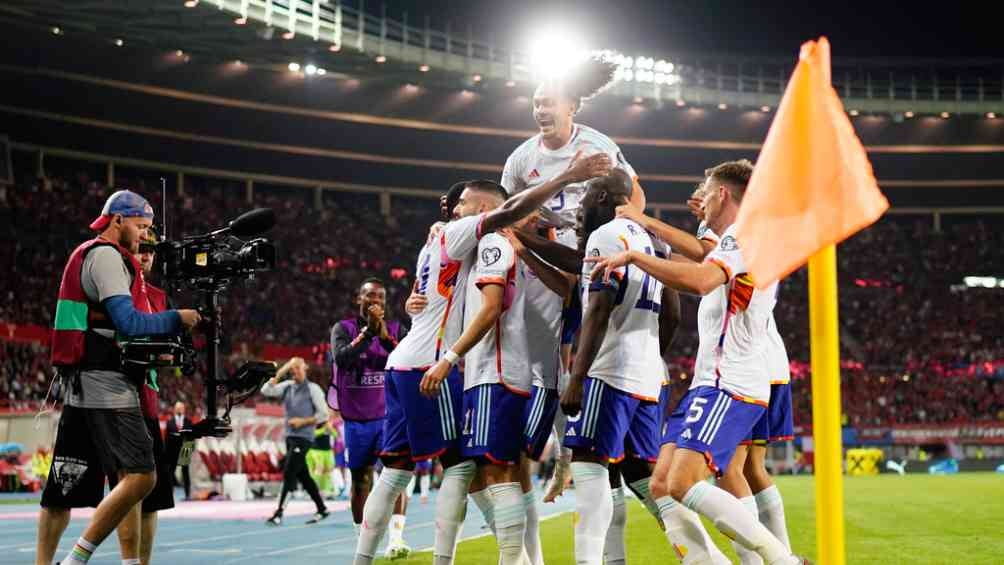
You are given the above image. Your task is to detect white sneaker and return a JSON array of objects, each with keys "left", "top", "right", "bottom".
[{"left": 384, "top": 541, "right": 412, "bottom": 560}]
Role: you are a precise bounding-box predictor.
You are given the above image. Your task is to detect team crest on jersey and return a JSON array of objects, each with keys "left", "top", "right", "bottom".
[
  {"left": 529, "top": 169, "right": 540, "bottom": 179},
  {"left": 696, "top": 224, "right": 709, "bottom": 239},
  {"left": 588, "top": 248, "right": 600, "bottom": 257},
  {"left": 681, "top": 428, "right": 693, "bottom": 440},
  {"left": 627, "top": 224, "right": 637, "bottom": 235},
  {"left": 719, "top": 235, "right": 739, "bottom": 251},
  {"left": 51, "top": 456, "right": 89, "bottom": 495},
  {"left": 481, "top": 247, "right": 502, "bottom": 266}
]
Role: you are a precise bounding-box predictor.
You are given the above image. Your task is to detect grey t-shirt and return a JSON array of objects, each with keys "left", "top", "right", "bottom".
[{"left": 65, "top": 246, "right": 141, "bottom": 410}]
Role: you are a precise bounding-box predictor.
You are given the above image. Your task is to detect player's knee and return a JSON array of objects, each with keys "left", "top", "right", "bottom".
[
  {"left": 125, "top": 470, "right": 157, "bottom": 499},
  {"left": 351, "top": 467, "right": 373, "bottom": 493},
  {"left": 667, "top": 474, "right": 696, "bottom": 502}
]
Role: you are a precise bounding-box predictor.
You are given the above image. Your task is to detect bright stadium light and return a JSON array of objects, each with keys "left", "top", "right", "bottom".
[
  {"left": 940, "top": 111, "right": 950, "bottom": 119},
  {"left": 304, "top": 64, "right": 317, "bottom": 75},
  {"left": 904, "top": 110, "right": 915, "bottom": 118},
  {"left": 113, "top": 38, "right": 124, "bottom": 47},
  {"left": 316, "top": 68, "right": 326, "bottom": 76},
  {"left": 419, "top": 64, "right": 430, "bottom": 72},
  {"left": 287, "top": 62, "right": 300, "bottom": 72},
  {"left": 527, "top": 27, "right": 588, "bottom": 79}
]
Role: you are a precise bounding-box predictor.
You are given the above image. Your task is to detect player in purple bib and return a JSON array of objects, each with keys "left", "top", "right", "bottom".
[{"left": 329, "top": 277, "right": 411, "bottom": 555}]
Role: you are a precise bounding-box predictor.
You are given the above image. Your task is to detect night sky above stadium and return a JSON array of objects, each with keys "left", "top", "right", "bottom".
[{"left": 377, "top": 0, "right": 997, "bottom": 58}]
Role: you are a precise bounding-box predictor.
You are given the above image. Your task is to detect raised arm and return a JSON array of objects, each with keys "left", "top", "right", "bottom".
[
  {"left": 515, "top": 229, "right": 584, "bottom": 274},
  {"left": 504, "top": 229, "right": 575, "bottom": 300},
  {"left": 481, "top": 151, "right": 612, "bottom": 233},
  {"left": 615, "top": 205, "right": 712, "bottom": 262},
  {"left": 587, "top": 251, "right": 727, "bottom": 296}
]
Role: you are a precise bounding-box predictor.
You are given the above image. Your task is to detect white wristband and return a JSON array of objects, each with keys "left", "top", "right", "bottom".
[{"left": 443, "top": 350, "right": 460, "bottom": 366}]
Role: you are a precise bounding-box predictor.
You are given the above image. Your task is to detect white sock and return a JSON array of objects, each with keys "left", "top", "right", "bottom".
[
  {"left": 682, "top": 482, "right": 794, "bottom": 565},
  {"left": 406, "top": 475, "right": 417, "bottom": 499},
  {"left": 628, "top": 476, "right": 665, "bottom": 529},
  {"left": 755, "top": 486, "right": 791, "bottom": 550},
  {"left": 389, "top": 513, "right": 407, "bottom": 546},
  {"left": 470, "top": 488, "right": 496, "bottom": 533},
  {"left": 121, "top": 559, "right": 141, "bottom": 565},
  {"left": 62, "top": 537, "right": 97, "bottom": 564},
  {"left": 433, "top": 460, "right": 476, "bottom": 564},
  {"left": 570, "top": 462, "right": 612, "bottom": 565},
  {"left": 604, "top": 486, "right": 627, "bottom": 565},
  {"left": 421, "top": 474, "right": 432, "bottom": 498},
  {"left": 489, "top": 482, "right": 527, "bottom": 565},
  {"left": 732, "top": 496, "right": 765, "bottom": 564},
  {"left": 524, "top": 490, "right": 544, "bottom": 565},
  {"left": 353, "top": 468, "right": 412, "bottom": 564},
  {"left": 657, "top": 495, "right": 731, "bottom": 564}
]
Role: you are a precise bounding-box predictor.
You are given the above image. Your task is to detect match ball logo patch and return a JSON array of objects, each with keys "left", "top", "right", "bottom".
[
  {"left": 481, "top": 247, "right": 502, "bottom": 266},
  {"left": 720, "top": 235, "right": 739, "bottom": 251}
]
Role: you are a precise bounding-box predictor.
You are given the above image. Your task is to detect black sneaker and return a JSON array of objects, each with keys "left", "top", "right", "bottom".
[
  {"left": 265, "top": 512, "right": 283, "bottom": 526},
  {"left": 305, "top": 509, "right": 330, "bottom": 524}
]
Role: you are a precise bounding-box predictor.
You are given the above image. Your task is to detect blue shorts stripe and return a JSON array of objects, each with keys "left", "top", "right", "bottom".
[
  {"left": 529, "top": 390, "right": 547, "bottom": 437},
  {"left": 444, "top": 384, "right": 456, "bottom": 440},
  {"left": 525, "top": 392, "right": 539, "bottom": 437},
  {"left": 584, "top": 380, "right": 604, "bottom": 439},
  {"left": 697, "top": 393, "right": 727, "bottom": 443},
  {"left": 701, "top": 395, "right": 732, "bottom": 444}
]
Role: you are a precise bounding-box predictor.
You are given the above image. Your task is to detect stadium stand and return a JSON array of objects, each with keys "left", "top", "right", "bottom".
[{"left": 1, "top": 153, "right": 1002, "bottom": 429}]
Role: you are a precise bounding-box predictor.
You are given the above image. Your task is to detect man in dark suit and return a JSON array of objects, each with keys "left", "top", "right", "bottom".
[{"left": 165, "top": 402, "right": 193, "bottom": 500}]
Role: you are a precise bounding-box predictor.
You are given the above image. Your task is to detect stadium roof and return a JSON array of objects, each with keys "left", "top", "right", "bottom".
[{"left": 3, "top": 1, "right": 1003, "bottom": 115}]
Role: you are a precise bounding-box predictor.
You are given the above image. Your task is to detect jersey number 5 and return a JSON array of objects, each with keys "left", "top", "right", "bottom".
[{"left": 684, "top": 397, "right": 709, "bottom": 424}]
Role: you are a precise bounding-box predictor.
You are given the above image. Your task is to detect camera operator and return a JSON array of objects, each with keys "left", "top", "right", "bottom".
[
  {"left": 108, "top": 228, "right": 181, "bottom": 565},
  {"left": 37, "top": 190, "right": 200, "bottom": 565},
  {"left": 328, "top": 277, "right": 411, "bottom": 557},
  {"left": 261, "top": 357, "right": 331, "bottom": 526}
]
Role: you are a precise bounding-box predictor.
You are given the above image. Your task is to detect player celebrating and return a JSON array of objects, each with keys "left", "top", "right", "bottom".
[
  {"left": 548, "top": 169, "right": 666, "bottom": 565},
  {"left": 422, "top": 188, "right": 533, "bottom": 564},
  {"left": 501, "top": 53, "right": 647, "bottom": 504},
  {"left": 351, "top": 152, "right": 612, "bottom": 565},
  {"left": 587, "top": 160, "right": 806, "bottom": 564},
  {"left": 618, "top": 174, "right": 794, "bottom": 558}
]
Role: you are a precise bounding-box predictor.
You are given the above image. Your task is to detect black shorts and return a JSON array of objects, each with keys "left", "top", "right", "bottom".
[
  {"left": 109, "top": 418, "right": 176, "bottom": 513},
  {"left": 41, "top": 405, "right": 155, "bottom": 509}
]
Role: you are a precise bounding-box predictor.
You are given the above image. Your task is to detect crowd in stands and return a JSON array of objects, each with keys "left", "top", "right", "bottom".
[{"left": 1, "top": 154, "right": 1002, "bottom": 429}]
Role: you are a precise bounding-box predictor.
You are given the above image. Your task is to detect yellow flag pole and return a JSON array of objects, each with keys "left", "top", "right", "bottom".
[{"left": 808, "top": 244, "right": 846, "bottom": 565}]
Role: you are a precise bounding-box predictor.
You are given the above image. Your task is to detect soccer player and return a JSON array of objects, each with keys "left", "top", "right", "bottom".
[
  {"left": 587, "top": 161, "right": 806, "bottom": 565},
  {"left": 551, "top": 169, "right": 668, "bottom": 565},
  {"left": 620, "top": 175, "right": 794, "bottom": 558},
  {"left": 422, "top": 191, "right": 533, "bottom": 565},
  {"left": 351, "top": 152, "right": 612, "bottom": 565},
  {"left": 501, "top": 54, "right": 647, "bottom": 503}
]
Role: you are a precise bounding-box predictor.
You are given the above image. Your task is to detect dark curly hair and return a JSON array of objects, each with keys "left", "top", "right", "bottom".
[{"left": 547, "top": 55, "right": 619, "bottom": 112}]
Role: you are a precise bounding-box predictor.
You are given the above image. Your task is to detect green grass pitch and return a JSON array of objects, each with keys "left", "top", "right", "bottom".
[{"left": 379, "top": 472, "right": 1004, "bottom": 564}]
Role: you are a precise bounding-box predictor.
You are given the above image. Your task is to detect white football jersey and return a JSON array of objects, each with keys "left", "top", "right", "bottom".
[
  {"left": 386, "top": 213, "right": 485, "bottom": 370},
  {"left": 580, "top": 218, "right": 667, "bottom": 400},
  {"left": 692, "top": 224, "right": 778, "bottom": 405},
  {"left": 501, "top": 124, "right": 637, "bottom": 229},
  {"left": 767, "top": 315, "right": 791, "bottom": 385},
  {"left": 462, "top": 232, "right": 531, "bottom": 394},
  {"left": 524, "top": 267, "right": 563, "bottom": 389}
]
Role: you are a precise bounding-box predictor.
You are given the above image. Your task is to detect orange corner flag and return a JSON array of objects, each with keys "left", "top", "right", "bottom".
[{"left": 735, "top": 37, "right": 889, "bottom": 288}]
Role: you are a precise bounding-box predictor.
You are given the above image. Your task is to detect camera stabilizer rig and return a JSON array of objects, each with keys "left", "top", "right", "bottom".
[{"left": 154, "top": 208, "right": 279, "bottom": 450}]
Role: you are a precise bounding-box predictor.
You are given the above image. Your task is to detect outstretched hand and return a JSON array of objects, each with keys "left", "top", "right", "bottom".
[
  {"left": 582, "top": 251, "right": 633, "bottom": 283},
  {"left": 563, "top": 150, "right": 613, "bottom": 183}
]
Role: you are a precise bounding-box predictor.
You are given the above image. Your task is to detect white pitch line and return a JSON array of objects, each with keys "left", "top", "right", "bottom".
[
  {"left": 157, "top": 522, "right": 319, "bottom": 548},
  {"left": 222, "top": 519, "right": 438, "bottom": 564}
]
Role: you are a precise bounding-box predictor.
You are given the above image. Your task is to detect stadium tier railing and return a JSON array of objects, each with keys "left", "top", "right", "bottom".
[{"left": 208, "top": 0, "right": 1004, "bottom": 114}]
